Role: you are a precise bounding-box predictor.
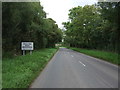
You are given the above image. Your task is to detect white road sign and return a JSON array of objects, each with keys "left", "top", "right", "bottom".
[{"left": 21, "top": 42, "right": 34, "bottom": 50}]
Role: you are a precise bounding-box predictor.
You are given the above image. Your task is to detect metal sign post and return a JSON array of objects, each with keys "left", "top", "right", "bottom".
[
  {"left": 30, "top": 50, "right": 32, "bottom": 55},
  {"left": 23, "top": 50, "right": 25, "bottom": 55},
  {"left": 21, "top": 42, "right": 34, "bottom": 55}
]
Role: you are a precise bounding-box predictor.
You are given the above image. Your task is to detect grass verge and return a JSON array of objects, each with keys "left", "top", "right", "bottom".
[
  {"left": 2, "top": 48, "right": 58, "bottom": 88},
  {"left": 68, "top": 47, "right": 119, "bottom": 65}
]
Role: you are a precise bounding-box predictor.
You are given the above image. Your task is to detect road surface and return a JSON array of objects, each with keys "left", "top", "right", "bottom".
[{"left": 30, "top": 48, "right": 119, "bottom": 88}]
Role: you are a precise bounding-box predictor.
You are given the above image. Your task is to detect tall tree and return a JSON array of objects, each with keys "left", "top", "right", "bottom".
[
  {"left": 63, "top": 2, "right": 119, "bottom": 53},
  {"left": 2, "top": 2, "right": 62, "bottom": 57}
]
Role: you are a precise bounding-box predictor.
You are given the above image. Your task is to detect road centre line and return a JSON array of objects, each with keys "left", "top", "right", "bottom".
[
  {"left": 79, "top": 61, "right": 86, "bottom": 66},
  {"left": 71, "top": 55, "right": 74, "bottom": 57}
]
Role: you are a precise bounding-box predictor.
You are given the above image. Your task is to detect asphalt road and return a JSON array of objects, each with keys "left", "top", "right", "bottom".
[{"left": 30, "top": 48, "right": 119, "bottom": 88}]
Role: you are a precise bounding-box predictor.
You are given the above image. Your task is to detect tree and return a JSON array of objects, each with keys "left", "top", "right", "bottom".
[
  {"left": 2, "top": 2, "right": 62, "bottom": 57},
  {"left": 63, "top": 5, "right": 102, "bottom": 48},
  {"left": 45, "top": 18, "right": 62, "bottom": 47},
  {"left": 97, "top": 2, "right": 120, "bottom": 52},
  {"left": 63, "top": 2, "right": 119, "bottom": 53}
]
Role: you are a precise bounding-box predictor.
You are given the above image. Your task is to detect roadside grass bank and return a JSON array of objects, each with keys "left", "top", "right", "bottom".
[
  {"left": 2, "top": 48, "right": 58, "bottom": 88},
  {"left": 68, "top": 47, "right": 119, "bottom": 65}
]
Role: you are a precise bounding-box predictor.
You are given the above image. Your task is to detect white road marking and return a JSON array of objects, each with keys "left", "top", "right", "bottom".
[
  {"left": 79, "top": 61, "right": 86, "bottom": 66},
  {"left": 71, "top": 55, "right": 74, "bottom": 57}
]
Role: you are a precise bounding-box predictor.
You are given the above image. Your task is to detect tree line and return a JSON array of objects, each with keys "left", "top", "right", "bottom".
[
  {"left": 2, "top": 2, "right": 62, "bottom": 57},
  {"left": 62, "top": 2, "right": 120, "bottom": 53}
]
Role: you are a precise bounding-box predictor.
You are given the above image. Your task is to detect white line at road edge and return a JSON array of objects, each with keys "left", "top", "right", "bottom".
[{"left": 79, "top": 61, "right": 86, "bottom": 66}]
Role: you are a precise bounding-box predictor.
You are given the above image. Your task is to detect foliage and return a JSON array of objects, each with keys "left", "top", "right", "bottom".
[
  {"left": 62, "top": 2, "right": 120, "bottom": 53},
  {"left": 2, "top": 2, "right": 62, "bottom": 57},
  {"left": 44, "top": 18, "right": 62, "bottom": 48},
  {"left": 2, "top": 48, "right": 57, "bottom": 88}
]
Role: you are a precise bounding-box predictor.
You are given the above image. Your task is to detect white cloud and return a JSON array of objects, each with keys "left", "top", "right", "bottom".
[{"left": 40, "top": 0, "right": 97, "bottom": 29}]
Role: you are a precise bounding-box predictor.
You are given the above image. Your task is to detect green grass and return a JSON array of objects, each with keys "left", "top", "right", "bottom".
[
  {"left": 0, "top": 61, "right": 1, "bottom": 90},
  {"left": 68, "top": 47, "right": 119, "bottom": 65},
  {"left": 2, "top": 48, "right": 57, "bottom": 88}
]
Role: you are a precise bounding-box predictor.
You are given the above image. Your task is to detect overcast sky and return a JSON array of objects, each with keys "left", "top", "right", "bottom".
[{"left": 40, "top": 0, "right": 98, "bottom": 29}]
